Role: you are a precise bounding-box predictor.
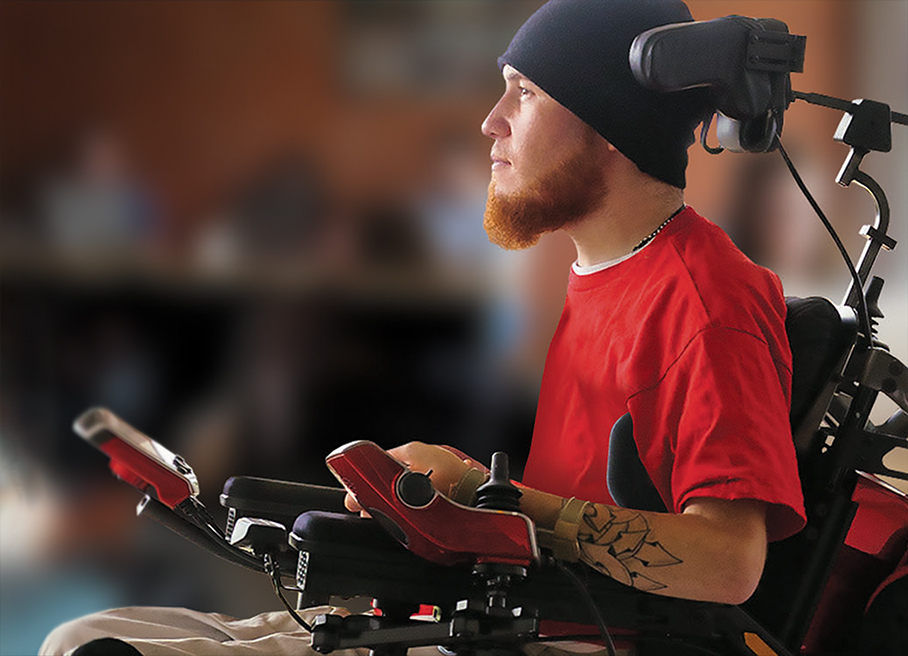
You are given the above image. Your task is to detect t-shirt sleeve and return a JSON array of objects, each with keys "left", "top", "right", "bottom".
[{"left": 629, "top": 326, "right": 806, "bottom": 542}]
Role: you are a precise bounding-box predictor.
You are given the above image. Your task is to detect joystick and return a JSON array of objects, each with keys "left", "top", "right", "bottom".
[{"left": 475, "top": 453, "right": 521, "bottom": 512}]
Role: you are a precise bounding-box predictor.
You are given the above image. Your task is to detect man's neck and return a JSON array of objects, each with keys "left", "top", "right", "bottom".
[{"left": 564, "top": 177, "right": 685, "bottom": 267}]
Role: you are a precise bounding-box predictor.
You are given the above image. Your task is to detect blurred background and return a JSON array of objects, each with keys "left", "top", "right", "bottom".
[{"left": 0, "top": 1, "right": 905, "bottom": 653}]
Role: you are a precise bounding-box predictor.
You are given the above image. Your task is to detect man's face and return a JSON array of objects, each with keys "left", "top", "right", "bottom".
[{"left": 481, "top": 65, "right": 607, "bottom": 249}]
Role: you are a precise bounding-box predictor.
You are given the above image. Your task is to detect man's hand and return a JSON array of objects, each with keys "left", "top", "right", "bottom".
[{"left": 343, "top": 441, "right": 483, "bottom": 514}]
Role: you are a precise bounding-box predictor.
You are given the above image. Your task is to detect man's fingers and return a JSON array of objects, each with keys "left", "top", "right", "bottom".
[
  {"left": 344, "top": 490, "right": 362, "bottom": 513},
  {"left": 440, "top": 446, "right": 488, "bottom": 473}
]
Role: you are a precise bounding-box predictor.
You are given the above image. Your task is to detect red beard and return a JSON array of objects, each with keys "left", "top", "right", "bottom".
[{"left": 483, "top": 143, "right": 607, "bottom": 250}]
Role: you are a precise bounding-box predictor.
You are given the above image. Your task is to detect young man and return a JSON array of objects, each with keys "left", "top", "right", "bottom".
[
  {"left": 374, "top": 0, "right": 806, "bottom": 606},
  {"left": 42, "top": 0, "right": 805, "bottom": 653}
]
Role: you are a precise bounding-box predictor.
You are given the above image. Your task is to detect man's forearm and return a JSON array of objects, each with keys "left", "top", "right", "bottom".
[
  {"left": 518, "top": 486, "right": 768, "bottom": 605},
  {"left": 382, "top": 441, "right": 768, "bottom": 605}
]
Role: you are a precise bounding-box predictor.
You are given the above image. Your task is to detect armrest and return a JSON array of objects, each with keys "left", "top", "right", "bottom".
[
  {"left": 290, "top": 510, "right": 467, "bottom": 608},
  {"left": 220, "top": 476, "right": 348, "bottom": 527}
]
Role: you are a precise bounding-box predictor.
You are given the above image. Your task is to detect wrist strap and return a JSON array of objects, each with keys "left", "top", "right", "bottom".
[
  {"left": 539, "top": 497, "right": 590, "bottom": 562},
  {"left": 448, "top": 467, "right": 489, "bottom": 506}
]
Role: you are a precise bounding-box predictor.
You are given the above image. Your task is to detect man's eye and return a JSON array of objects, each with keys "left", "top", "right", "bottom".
[{"left": 519, "top": 86, "right": 533, "bottom": 98}]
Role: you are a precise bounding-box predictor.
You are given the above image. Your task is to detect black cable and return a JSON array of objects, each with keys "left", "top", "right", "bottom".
[
  {"left": 179, "top": 498, "right": 226, "bottom": 541},
  {"left": 794, "top": 91, "right": 908, "bottom": 126},
  {"left": 264, "top": 553, "right": 313, "bottom": 632},
  {"left": 553, "top": 560, "right": 617, "bottom": 656},
  {"left": 140, "top": 496, "right": 263, "bottom": 572},
  {"left": 700, "top": 113, "right": 724, "bottom": 155},
  {"left": 776, "top": 140, "right": 874, "bottom": 342}
]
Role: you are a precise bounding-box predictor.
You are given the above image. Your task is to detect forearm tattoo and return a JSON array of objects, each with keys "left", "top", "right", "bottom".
[{"left": 576, "top": 504, "right": 682, "bottom": 592}]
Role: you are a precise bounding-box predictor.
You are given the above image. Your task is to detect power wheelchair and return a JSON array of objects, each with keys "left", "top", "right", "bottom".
[{"left": 70, "top": 15, "right": 908, "bottom": 656}]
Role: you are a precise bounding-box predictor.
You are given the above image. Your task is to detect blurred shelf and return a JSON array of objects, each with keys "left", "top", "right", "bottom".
[{"left": 0, "top": 245, "right": 490, "bottom": 308}]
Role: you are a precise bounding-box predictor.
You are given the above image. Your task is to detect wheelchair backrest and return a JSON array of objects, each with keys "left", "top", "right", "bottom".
[{"left": 784, "top": 296, "right": 858, "bottom": 455}]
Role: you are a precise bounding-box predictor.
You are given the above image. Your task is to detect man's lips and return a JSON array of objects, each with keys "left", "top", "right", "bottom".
[{"left": 491, "top": 156, "right": 510, "bottom": 169}]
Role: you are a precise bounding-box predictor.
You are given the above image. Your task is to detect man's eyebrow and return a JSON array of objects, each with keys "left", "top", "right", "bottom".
[{"left": 503, "top": 68, "right": 527, "bottom": 84}]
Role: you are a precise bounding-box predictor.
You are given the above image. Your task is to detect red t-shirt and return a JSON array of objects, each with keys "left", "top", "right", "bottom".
[{"left": 522, "top": 207, "right": 806, "bottom": 542}]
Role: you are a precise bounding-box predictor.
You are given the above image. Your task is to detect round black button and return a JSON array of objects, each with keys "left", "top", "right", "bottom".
[{"left": 395, "top": 471, "right": 436, "bottom": 508}]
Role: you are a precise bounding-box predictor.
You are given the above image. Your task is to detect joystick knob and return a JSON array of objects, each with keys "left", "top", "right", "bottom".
[
  {"left": 395, "top": 470, "right": 436, "bottom": 508},
  {"left": 476, "top": 452, "right": 522, "bottom": 512}
]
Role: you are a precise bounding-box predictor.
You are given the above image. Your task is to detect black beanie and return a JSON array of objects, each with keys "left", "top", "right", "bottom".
[{"left": 499, "top": 0, "right": 710, "bottom": 189}]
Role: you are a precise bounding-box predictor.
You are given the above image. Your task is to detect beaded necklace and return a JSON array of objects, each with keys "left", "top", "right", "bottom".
[{"left": 632, "top": 205, "right": 686, "bottom": 252}]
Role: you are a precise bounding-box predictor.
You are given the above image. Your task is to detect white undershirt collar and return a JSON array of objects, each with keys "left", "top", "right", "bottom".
[{"left": 572, "top": 240, "right": 650, "bottom": 276}]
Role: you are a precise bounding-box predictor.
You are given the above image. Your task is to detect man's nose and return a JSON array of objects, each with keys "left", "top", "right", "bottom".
[{"left": 481, "top": 99, "right": 509, "bottom": 139}]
